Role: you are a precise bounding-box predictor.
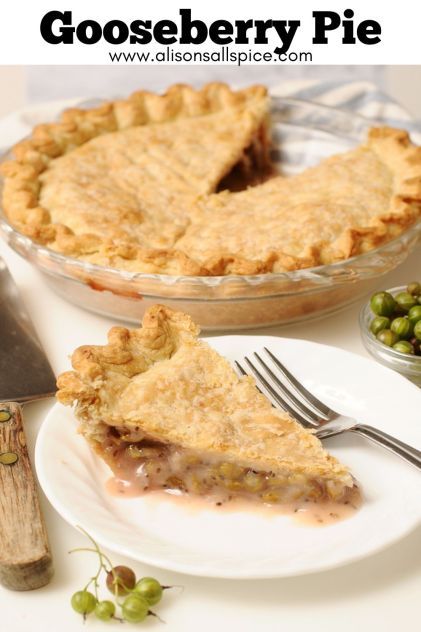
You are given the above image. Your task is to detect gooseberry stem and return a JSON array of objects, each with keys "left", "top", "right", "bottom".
[
  {"left": 149, "top": 610, "right": 166, "bottom": 624},
  {"left": 69, "top": 526, "right": 124, "bottom": 601},
  {"left": 68, "top": 526, "right": 174, "bottom": 623},
  {"left": 163, "top": 584, "right": 185, "bottom": 592}
]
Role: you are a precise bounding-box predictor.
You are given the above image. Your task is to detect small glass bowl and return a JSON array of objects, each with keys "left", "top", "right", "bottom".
[{"left": 360, "top": 286, "right": 421, "bottom": 386}]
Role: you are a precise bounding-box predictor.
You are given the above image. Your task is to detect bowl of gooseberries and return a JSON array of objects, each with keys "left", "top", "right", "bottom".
[{"left": 360, "top": 282, "right": 421, "bottom": 386}]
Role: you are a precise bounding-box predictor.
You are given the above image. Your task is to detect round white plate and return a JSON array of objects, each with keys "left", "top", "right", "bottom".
[{"left": 35, "top": 336, "right": 421, "bottom": 579}]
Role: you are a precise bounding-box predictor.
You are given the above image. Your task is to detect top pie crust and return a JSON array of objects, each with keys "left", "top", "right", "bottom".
[{"left": 2, "top": 83, "right": 421, "bottom": 276}]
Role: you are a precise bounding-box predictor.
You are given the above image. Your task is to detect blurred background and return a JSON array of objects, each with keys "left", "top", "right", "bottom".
[{"left": 0, "top": 66, "right": 420, "bottom": 119}]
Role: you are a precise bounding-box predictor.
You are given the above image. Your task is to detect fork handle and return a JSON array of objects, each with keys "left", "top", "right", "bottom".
[{"left": 351, "top": 424, "right": 421, "bottom": 470}]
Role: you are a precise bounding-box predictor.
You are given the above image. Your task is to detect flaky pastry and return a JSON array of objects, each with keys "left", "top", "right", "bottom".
[{"left": 57, "top": 305, "right": 355, "bottom": 505}]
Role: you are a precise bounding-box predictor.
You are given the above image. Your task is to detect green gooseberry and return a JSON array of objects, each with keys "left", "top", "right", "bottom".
[
  {"left": 414, "top": 321, "right": 421, "bottom": 341},
  {"left": 408, "top": 305, "right": 421, "bottom": 327},
  {"left": 370, "top": 292, "right": 396, "bottom": 317},
  {"left": 393, "top": 341, "right": 415, "bottom": 354},
  {"left": 376, "top": 329, "right": 399, "bottom": 347},
  {"left": 134, "top": 577, "right": 163, "bottom": 606},
  {"left": 71, "top": 591, "right": 97, "bottom": 616},
  {"left": 370, "top": 316, "right": 390, "bottom": 335},
  {"left": 121, "top": 595, "right": 149, "bottom": 623},
  {"left": 390, "top": 317, "right": 412, "bottom": 339},
  {"left": 95, "top": 600, "right": 116, "bottom": 621},
  {"left": 395, "top": 291, "right": 417, "bottom": 313},
  {"left": 407, "top": 282, "right": 421, "bottom": 297}
]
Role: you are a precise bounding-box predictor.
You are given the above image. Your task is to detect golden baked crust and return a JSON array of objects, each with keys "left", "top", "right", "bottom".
[
  {"left": 176, "top": 128, "right": 421, "bottom": 274},
  {"left": 57, "top": 305, "right": 353, "bottom": 502},
  {"left": 1, "top": 82, "right": 272, "bottom": 275},
  {"left": 2, "top": 82, "right": 420, "bottom": 276},
  {"left": 38, "top": 102, "right": 268, "bottom": 257}
]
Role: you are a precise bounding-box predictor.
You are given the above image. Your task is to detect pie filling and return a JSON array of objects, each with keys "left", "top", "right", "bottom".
[
  {"left": 102, "top": 431, "right": 353, "bottom": 506},
  {"left": 218, "top": 123, "right": 274, "bottom": 192}
]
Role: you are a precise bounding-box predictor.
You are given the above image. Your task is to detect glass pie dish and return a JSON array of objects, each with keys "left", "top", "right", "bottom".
[{"left": 1, "top": 97, "right": 420, "bottom": 330}]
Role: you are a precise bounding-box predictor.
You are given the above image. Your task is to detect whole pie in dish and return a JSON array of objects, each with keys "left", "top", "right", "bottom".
[
  {"left": 2, "top": 83, "right": 420, "bottom": 276},
  {"left": 57, "top": 305, "right": 355, "bottom": 506}
]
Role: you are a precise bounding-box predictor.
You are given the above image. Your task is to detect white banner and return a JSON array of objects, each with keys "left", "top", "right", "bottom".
[{"left": 0, "top": 0, "right": 420, "bottom": 65}]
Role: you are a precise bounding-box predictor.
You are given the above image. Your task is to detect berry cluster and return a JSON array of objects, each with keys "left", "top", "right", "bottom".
[
  {"left": 70, "top": 528, "right": 175, "bottom": 623},
  {"left": 369, "top": 282, "right": 421, "bottom": 355}
]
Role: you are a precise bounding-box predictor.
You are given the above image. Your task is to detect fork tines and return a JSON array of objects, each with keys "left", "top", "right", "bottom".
[{"left": 235, "top": 348, "right": 333, "bottom": 429}]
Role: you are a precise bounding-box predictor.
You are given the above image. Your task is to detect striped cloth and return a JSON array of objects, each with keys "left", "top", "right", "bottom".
[
  {"left": 272, "top": 80, "right": 420, "bottom": 133},
  {"left": 268, "top": 80, "right": 421, "bottom": 175}
]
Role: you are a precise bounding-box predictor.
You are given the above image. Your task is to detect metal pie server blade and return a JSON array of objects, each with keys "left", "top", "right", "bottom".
[{"left": 0, "top": 257, "right": 56, "bottom": 402}]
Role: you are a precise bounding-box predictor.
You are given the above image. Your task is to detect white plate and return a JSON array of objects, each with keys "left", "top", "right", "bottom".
[{"left": 35, "top": 336, "right": 421, "bottom": 579}]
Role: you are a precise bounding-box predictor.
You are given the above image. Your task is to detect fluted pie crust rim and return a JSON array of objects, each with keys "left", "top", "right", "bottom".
[{"left": 1, "top": 83, "right": 421, "bottom": 277}]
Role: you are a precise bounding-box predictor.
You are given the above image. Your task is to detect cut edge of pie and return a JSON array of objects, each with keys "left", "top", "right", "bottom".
[{"left": 56, "top": 304, "right": 356, "bottom": 506}]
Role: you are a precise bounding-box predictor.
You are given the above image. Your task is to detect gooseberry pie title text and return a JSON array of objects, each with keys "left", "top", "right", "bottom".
[{"left": 39, "top": 9, "right": 382, "bottom": 64}]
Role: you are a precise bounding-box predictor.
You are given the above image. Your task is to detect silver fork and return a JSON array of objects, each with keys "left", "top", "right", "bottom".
[{"left": 236, "top": 347, "right": 421, "bottom": 470}]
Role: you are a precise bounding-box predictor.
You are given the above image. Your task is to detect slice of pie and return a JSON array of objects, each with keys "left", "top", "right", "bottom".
[{"left": 56, "top": 305, "right": 355, "bottom": 506}]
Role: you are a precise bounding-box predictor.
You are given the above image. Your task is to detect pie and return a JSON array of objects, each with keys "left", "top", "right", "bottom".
[
  {"left": 56, "top": 305, "right": 355, "bottom": 506},
  {"left": 2, "top": 83, "right": 420, "bottom": 277}
]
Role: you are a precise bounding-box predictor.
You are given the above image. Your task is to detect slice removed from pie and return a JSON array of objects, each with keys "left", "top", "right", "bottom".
[
  {"left": 175, "top": 127, "right": 421, "bottom": 274},
  {"left": 57, "top": 305, "right": 355, "bottom": 505}
]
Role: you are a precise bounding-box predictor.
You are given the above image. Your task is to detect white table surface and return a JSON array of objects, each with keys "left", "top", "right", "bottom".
[
  {"left": 0, "top": 105, "right": 420, "bottom": 631},
  {"left": 1, "top": 238, "right": 421, "bottom": 632}
]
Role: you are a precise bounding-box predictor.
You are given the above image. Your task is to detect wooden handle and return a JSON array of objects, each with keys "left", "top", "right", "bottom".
[{"left": 0, "top": 402, "right": 53, "bottom": 590}]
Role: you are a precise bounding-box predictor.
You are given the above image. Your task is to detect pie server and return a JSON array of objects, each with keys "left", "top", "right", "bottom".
[{"left": 0, "top": 257, "right": 55, "bottom": 590}]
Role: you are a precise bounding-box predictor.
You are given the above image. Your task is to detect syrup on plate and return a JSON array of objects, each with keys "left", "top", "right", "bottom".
[{"left": 106, "top": 476, "right": 361, "bottom": 527}]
